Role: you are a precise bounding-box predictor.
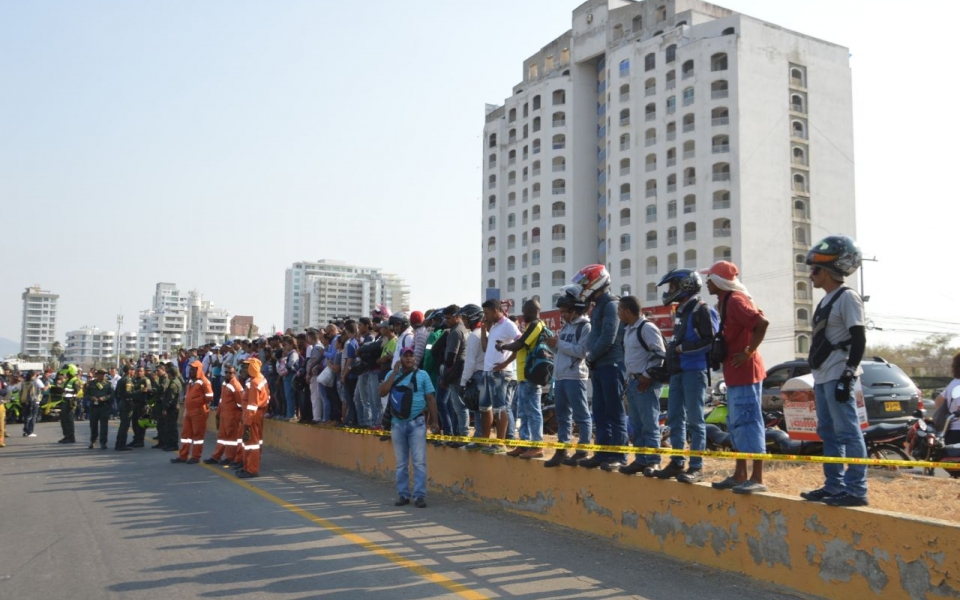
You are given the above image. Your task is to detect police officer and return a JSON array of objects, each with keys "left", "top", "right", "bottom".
[
  {"left": 158, "top": 363, "right": 183, "bottom": 451},
  {"left": 57, "top": 364, "right": 83, "bottom": 444},
  {"left": 85, "top": 369, "right": 112, "bottom": 449},
  {"left": 151, "top": 365, "right": 170, "bottom": 449},
  {"left": 130, "top": 366, "right": 152, "bottom": 448},
  {"left": 114, "top": 366, "right": 136, "bottom": 451}
]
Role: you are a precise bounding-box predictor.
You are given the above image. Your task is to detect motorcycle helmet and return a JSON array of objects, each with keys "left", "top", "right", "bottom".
[
  {"left": 456, "top": 304, "right": 484, "bottom": 328},
  {"left": 388, "top": 312, "right": 410, "bottom": 329},
  {"left": 805, "top": 235, "right": 862, "bottom": 278},
  {"left": 556, "top": 284, "right": 588, "bottom": 312},
  {"left": 657, "top": 269, "right": 702, "bottom": 306},
  {"left": 63, "top": 364, "right": 78, "bottom": 377},
  {"left": 571, "top": 264, "right": 610, "bottom": 302}
]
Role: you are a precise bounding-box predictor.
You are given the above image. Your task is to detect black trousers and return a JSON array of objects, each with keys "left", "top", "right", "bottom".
[
  {"left": 160, "top": 406, "right": 179, "bottom": 448},
  {"left": 89, "top": 403, "right": 110, "bottom": 447},
  {"left": 131, "top": 401, "right": 147, "bottom": 444},
  {"left": 115, "top": 400, "right": 133, "bottom": 448},
  {"left": 60, "top": 400, "right": 76, "bottom": 440}
]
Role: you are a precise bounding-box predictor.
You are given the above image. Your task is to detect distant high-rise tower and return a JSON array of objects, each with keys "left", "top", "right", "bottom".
[{"left": 21, "top": 285, "right": 59, "bottom": 358}]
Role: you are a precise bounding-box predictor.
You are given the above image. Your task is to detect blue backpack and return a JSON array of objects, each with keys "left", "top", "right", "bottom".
[{"left": 524, "top": 328, "right": 556, "bottom": 386}]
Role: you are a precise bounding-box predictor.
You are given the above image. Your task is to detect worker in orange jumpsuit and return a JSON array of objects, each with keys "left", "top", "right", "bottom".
[
  {"left": 238, "top": 357, "right": 270, "bottom": 478},
  {"left": 204, "top": 363, "right": 243, "bottom": 465},
  {"left": 171, "top": 360, "right": 213, "bottom": 464}
]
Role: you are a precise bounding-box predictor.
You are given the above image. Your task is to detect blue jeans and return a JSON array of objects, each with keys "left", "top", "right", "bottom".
[
  {"left": 447, "top": 384, "right": 469, "bottom": 436},
  {"left": 815, "top": 380, "right": 867, "bottom": 498},
  {"left": 727, "top": 383, "right": 765, "bottom": 454},
  {"left": 554, "top": 379, "right": 592, "bottom": 444},
  {"left": 436, "top": 387, "right": 456, "bottom": 435},
  {"left": 516, "top": 381, "right": 543, "bottom": 441},
  {"left": 357, "top": 371, "right": 379, "bottom": 427},
  {"left": 667, "top": 370, "right": 708, "bottom": 469},
  {"left": 211, "top": 376, "right": 222, "bottom": 407},
  {"left": 23, "top": 401, "right": 39, "bottom": 435},
  {"left": 392, "top": 414, "right": 427, "bottom": 500},
  {"left": 283, "top": 374, "right": 296, "bottom": 418},
  {"left": 626, "top": 378, "right": 663, "bottom": 466},
  {"left": 480, "top": 372, "right": 511, "bottom": 413},
  {"left": 590, "top": 364, "right": 627, "bottom": 462}
]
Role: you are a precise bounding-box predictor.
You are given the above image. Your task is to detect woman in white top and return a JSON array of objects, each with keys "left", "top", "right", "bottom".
[{"left": 934, "top": 351, "right": 960, "bottom": 445}]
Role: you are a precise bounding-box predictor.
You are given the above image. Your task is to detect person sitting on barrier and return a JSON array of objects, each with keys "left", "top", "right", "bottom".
[{"left": 701, "top": 261, "right": 770, "bottom": 494}]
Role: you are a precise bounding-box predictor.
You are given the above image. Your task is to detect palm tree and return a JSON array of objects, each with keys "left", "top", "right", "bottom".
[{"left": 49, "top": 341, "right": 64, "bottom": 371}]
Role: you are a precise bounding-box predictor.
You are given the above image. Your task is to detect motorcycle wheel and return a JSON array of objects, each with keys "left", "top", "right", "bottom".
[{"left": 868, "top": 444, "right": 910, "bottom": 471}]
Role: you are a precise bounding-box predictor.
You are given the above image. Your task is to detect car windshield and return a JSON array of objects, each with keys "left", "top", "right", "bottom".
[{"left": 860, "top": 363, "right": 914, "bottom": 389}]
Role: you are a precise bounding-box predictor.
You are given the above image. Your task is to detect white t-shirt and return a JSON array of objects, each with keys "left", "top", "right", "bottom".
[
  {"left": 943, "top": 379, "right": 960, "bottom": 431},
  {"left": 484, "top": 317, "right": 521, "bottom": 373},
  {"left": 811, "top": 287, "right": 865, "bottom": 384},
  {"left": 392, "top": 328, "right": 414, "bottom": 368}
]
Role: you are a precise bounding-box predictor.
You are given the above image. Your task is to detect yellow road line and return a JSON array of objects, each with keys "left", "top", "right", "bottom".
[{"left": 201, "top": 463, "right": 489, "bottom": 600}]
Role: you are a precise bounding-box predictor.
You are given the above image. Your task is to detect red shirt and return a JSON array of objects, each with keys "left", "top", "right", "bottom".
[{"left": 719, "top": 291, "right": 765, "bottom": 386}]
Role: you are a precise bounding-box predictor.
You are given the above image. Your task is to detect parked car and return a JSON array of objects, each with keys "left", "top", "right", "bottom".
[{"left": 760, "top": 356, "right": 923, "bottom": 424}]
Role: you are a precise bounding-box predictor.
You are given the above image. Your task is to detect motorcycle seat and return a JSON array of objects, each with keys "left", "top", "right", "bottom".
[
  {"left": 942, "top": 444, "right": 960, "bottom": 458},
  {"left": 862, "top": 422, "right": 905, "bottom": 440}
]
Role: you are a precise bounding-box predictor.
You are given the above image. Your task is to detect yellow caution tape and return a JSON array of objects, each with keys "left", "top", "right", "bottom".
[{"left": 298, "top": 422, "right": 958, "bottom": 471}]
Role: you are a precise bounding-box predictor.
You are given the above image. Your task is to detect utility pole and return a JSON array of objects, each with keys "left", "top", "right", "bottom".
[
  {"left": 859, "top": 257, "right": 878, "bottom": 305},
  {"left": 116, "top": 313, "right": 123, "bottom": 369}
]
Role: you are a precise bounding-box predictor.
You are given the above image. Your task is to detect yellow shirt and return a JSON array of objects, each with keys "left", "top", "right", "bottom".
[{"left": 515, "top": 320, "right": 545, "bottom": 383}]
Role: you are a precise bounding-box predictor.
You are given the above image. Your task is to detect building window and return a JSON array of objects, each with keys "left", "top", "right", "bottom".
[
  {"left": 632, "top": 15, "right": 643, "bottom": 31},
  {"left": 681, "top": 59, "right": 694, "bottom": 79},
  {"left": 796, "top": 281, "right": 810, "bottom": 300},
  {"left": 666, "top": 44, "right": 677, "bottom": 63},
  {"left": 533, "top": 95, "right": 541, "bottom": 110},
  {"left": 793, "top": 173, "right": 808, "bottom": 192},
  {"left": 792, "top": 120, "right": 807, "bottom": 139},
  {"left": 553, "top": 89, "right": 566, "bottom": 105},
  {"left": 714, "top": 246, "right": 732, "bottom": 261},
  {"left": 508, "top": 107, "right": 517, "bottom": 122},
  {"left": 711, "top": 106, "right": 729, "bottom": 126},
  {"left": 552, "top": 112, "right": 565, "bottom": 127},
  {"left": 619, "top": 59, "right": 630, "bottom": 77},
  {"left": 713, "top": 190, "right": 731, "bottom": 209},
  {"left": 712, "top": 135, "right": 730, "bottom": 153},
  {"left": 620, "top": 108, "right": 630, "bottom": 126},
  {"left": 684, "top": 221, "right": 697, "bottom": 241},
  {"left": 722, "top": 27, "right": 735, "bottom": 35},
  {"left": 683, "top": 194, "right": 696, "bottom": 214},
  {"left": 552, "top": 134, "right": 566, "bottom": 150},
  {"left": 656, "top": 5, "right": 666, "bottom": 22},
  {"left": 646, "top": 153, "right": 657, "bottom": 172},
  {"left": 507, "top": 277, "right": 516, "bottom": 292},
  {"left": 684, "top": 249, "right": 697, "bottom": 268},
  {"left": 487, "top": 258, "right": 496, "bottom": 272},
  {"left": 712, "top": 162, "right": 731, "bottom": 181},
  {"left": 488, "top": 133, "right": 497, "bottom": 148},
  {"left": 666, "top": 70, "right": 676, "bottom": 89},
  {"left": 714, "top": 218, "right": 732, "bottom": 237},
  {"left": 532, "top": 139, "right": 541, "bottom": 154},
  {"left": 645, "top": 52, "right": 655, "bottom": 72},
  {"left": 620, "top": 133, "right": 630, "bottom": 151},
  {"left": 620, "top": 183, "right": 631, "bottom": 202},
  {"left": 507, "top": 256, "right": 516, "bottom": 271},
  {"left": 645, "top": 77, "right": 656, "bottom": 96},
  {"left": 620, "top": 157, "right": 631, "bottom": 175},
  {"left": 552, "top": 179, "right": 566, "bottom": 195},
  {"left": 711, "top": 80, "right": 729, "bottom": 99},
  {"left": 645, "top": 103, "right": 656, "bottom": 121},
  {"left": 645, "top": 203, "right": 657, "bottom": 222},
  {"left": 532, "top": 272, "right": 542, "bottom": 288},
  {"left": 682, "top": 86, "right": 694, "bottom": 106},
  {"left": 646, "top": 230, "right": 658, "bottom": 249},
  {"left": 620, "top": 258, "right": 632, "bottom": 276},
  {"left": 488, "top": 216, "right": 496, "bottom": 230},
  {"left": 711, "top": 53, "right": 728, "bottom": 72},
  {"left": 620, "top": 83, "right": 630, "bottom": 102},
  {"left": 646, "top": 179, "right": 657, "bottom": 198},
  {"left": 620, "top": 208, "right": 631, "bottom": 226},
  {"left": 682, "top": 113, "right": 695, "bottom": 133},
  {"left": 552, "top": 247, "right": 566, "bottom": 264},
  {"left": 790, "top": 67, "right": 805, "bottom": 88},
  {"left": 508, "top": 213, "right": 516, "bottom": 228},
  {"left": 666, "top": 95, "right": 676, "bottom": 114},
  {"left": 552, "top": 224, "right": 565, "bottom": 240},
  {"left": 620, "top": 233, "right": 631, "bottom": 251}
]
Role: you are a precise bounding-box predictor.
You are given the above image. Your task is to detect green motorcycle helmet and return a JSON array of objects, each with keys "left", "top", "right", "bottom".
[
  {"left": 61, "top": 364, "right": 78, "bottom": 377},
  {"left": 138, "top": 417, "right": 157, "bottom": 430}
]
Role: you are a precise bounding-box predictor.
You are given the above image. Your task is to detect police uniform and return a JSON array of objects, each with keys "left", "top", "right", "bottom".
[
  {"left": 130, "top": 374, "right": 152, "bottom": 447},
  {"left": 57, "top": 368, "right": 83, "bottom": 443},
  {"left": 114, "top": 370, "right": 136, "bottom": 450},
  {"left": 159, "top": 370, "right": 182, "bottom": 451},
  {"left": 150, "top": 370, "right": 169, "bottom": 448},
  {"left": 85, "top": 372, "right": 113, "bottom": 449}
]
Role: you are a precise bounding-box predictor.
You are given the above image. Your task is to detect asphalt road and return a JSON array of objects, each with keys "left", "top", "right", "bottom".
[{"left": 0, "top": 421, "right": 808, "bottom": 600}]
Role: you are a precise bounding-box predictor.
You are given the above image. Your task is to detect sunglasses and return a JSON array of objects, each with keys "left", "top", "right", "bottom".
[{"left": 810, "top": 266, "right": 822, "bottom": 275}]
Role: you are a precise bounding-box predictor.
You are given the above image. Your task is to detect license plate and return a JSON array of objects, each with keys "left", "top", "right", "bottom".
[{"left": 884, "top": 401, "right": 901, "bottom": 413}]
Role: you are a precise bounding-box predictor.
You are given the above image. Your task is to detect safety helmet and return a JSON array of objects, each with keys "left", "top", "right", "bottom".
[
  {"left": 806, "top": 235, "right": 862, "bottom": 277},
  {"left": 388, "top": 312, "right": 410, "bottom": 329},
  {"left": 456, "top": 304, "right": 484, "bottom": 328},
  {"left": 657, "top": 269, "right": 702, "bottom": 306},
  {"left": 63, "top": 364, "right": 78, "bottom": 377},
  {"left": 556, "top": 284, "right": 588, "bottom": 312},
  {"left": 371, "top": 304, "right": 392, "bottom": 319},
  {"left": 571, "top": 264, "right": 610, "bottom": 302}
]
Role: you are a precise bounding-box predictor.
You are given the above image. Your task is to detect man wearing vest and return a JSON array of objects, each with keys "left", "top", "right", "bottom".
[
  {"left": 57, "top": 364, "right": 82, "bottom": 444},
  {"left": 701, "top": 261, "right": 770, "bottom": 494},
  {"left": 571, "top": 265, "right": 628, "bottom": 471},
  {"left": 205, "top": 363, "right": 244, "bottom": 465},
  {"left": 618, "top": 296, "right": 667, "bottom": 475},
  {"left": 800, "top": 235, "right": 868, "bottom": 507},
  {"left": 653, "top": 269, "right": 717, "bottom": 483},
  {"left": 85, "top": 369, "right": 113, "bottom": 450},
  {"left": 497, "top": 299, "right": 547, "bottom": 459}
]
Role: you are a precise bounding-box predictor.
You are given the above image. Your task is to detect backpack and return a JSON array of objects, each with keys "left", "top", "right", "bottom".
[
  {"left": 634, "top": 319, "right": 670, "bottom": 383},
  {"left": 353, "top": 338, "right": 383, "bottom": 376},
  {"left": 524, "top": 327, "right": 556, "bottom": 386},
  {"left": 388, "top": 369, "right": 420, "bottom": 420},
  {"left": 808, "top": 287, "right": 852, "bottom": 369}
]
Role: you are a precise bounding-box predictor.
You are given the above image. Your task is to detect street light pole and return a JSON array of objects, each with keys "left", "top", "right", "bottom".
[
  {"left": 116, "top": 313, "right": 123, "bottom": 369},
  {"left": 859, "top": 256, "right": 878, "bottom": 306}
]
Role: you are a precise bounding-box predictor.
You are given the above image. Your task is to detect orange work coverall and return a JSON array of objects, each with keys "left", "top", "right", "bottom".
[
  {"left": 179, "top": 361, "right": 213, "bottom": 461},
  {"left": 210, "top": 375, "right": 244, "bottom": 463},
  {"left": 241, "top": 361, "right": 270, "bottom": 475}
]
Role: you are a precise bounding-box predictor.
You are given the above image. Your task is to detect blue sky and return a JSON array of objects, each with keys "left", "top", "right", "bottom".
[{"left": 2, "top": 0, "right": 958, "bottom": 346}]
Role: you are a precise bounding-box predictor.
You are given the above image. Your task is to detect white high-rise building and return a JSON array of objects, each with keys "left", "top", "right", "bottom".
[
  {"left": 21, "top": 286, "right": 58, "bottom": 358},
  {"left": 284, "top": 260, "right": 411, "bottom": 331},
  {"left": 64, "top": 327, "right": 139, "bottom": 367},
  {"left": 138, "top": 283, "right": 230, "bottom": 354},
  {"left": 482, "top": 0, "right": 855, "bottom": 364}
]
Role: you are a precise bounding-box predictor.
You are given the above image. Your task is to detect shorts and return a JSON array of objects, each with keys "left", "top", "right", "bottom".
[
  {"left": 726, "top": 382, "right": 765, "bottom": 454},
  {"left": 479, "top": 371, "right": 512, "bottom": 414}
]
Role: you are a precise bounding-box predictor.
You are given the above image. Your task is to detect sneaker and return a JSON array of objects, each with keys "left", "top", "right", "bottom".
[
  {"left": 711, "top": 476, "right": 742, "bottom": 490},
  {"left": 170, "top": 458, "right": 187, "bottom": 464},
  {"left": 677, "top": 468, "right": 703, "bottom": 484},
  {"left": 445, "top": 442, "right": 464, "bottom": 449},
  {"left": 799, "top": 487, "right": 835, "bottom": 502},
  {"left": 414, "top": 497, "right": 427, "bottom": 508},
  {"left": 600, "top": 460, "right": 625, "bottom": 472},
  {"left": 237, "top": 471, "right": 259, "bottom": 478},
  {"left": 822, "top": 492, "right": 868, "bottom": 507},
  {"left": 652, "top": 462, "right": 685, "bottom": 480},
  {"left": 203, "top": 458, "right": 220, "bottom": 465},
  {"left": 394, "top": 497, "right": 410, "bottom": 507},
  {"left": 544, "top": 451, "right": 567, "bottom": 468},
  {"left": 482, "top": 444, "right": 507, "bottom": 455},
  {"left": 506, "top": 447, "right": 526, "bottom": 457},
  {"left": 732, "top": 480, "right": 768, "bottom": 495},
  {"left": 186, "top": 458, "right": 199, "bottom": 464},
  {"left": 519, "top": 449, "right": 544, "bottom": 460},
  {"left": 642, "top": 466, "right": 660, "bottom": 477},
  {"left": 23, "top": 432, "right": 28, "bottom": 437},
  {"left": 88, "top": 443, "right": 95, "bottom": 449},
  {"left": 464, "top": 442, "right": 483, "bottom": 452},
  {"left": 577, "top": 455, "right": 605, "bottom": 469},
  {"left": 618, "top": 461, "right": 649, "bottom": 475},
  {"left": 28, "top": 433, "right": 37, "bottom": 438},
  {"left": 562, "top": 451, "right": 588, "bottom": 467}
]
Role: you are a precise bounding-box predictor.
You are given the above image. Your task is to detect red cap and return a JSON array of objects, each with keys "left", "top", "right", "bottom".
[
  {"left": 410, "top": 310, "right": 424, "bottom": 325},
  {"left": 700, "top": 260, "right": 739, "bottom": 280}
]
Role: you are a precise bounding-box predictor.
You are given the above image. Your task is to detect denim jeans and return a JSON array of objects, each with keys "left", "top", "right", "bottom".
[
  {"left": 447, "top": 384, "right": 469, "bottom": 436},
  {"left": 667, "top": 370, "right": 708, "bottom": 469},
  {"left": 815, "top": 380, "right": 867, "bottom": 498},
  {"left": 283, "top": 374, "right": 296, "bottom": 418},
  {"left": 392, "top": 414, "right": 427, "bottom": 500},
  {"left": 480, "top": 372, "right": 511, "bottom": 414},
  {"left": 22, "top": 401, "right": 39, "bottom": 435},
  {"left": 515, "top": 381, "right": 543, "bottom": 441},
  {"left": 436, "top": 387, "right": 456, "bottom": 435},
  {"left": 626, "top": 379, "right": 664, "bottom": 465},
  {"left": 343, "top": 378, "right": 358, "bottom": 426},
  {"left": 318, "top": 383, "right": 331, "bottom": 422},
  {"left": 553, "top": 379, "right": 592, "bottom": 444},
  {"left": 590, "top": 364, "right": 627, "bottom": 462},
  {"left": 211, "top": 376, "right": 222, "bottom": 407},
  {"left": 727, "top": 383, "right": 765, "bottom": 454}
]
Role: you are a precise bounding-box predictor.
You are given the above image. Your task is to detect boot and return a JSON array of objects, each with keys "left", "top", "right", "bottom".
[
  {"left": 544, "top": 450, "right": 568, "bottom": 468},
  {"left": 562, "top": 450, "right": 588, "bottom": 467}
]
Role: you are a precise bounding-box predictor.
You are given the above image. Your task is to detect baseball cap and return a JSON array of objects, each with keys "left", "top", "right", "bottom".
[
  {"left": 400, "top": 346, "right": 415, "bottom": 356},
  {"left": 410, "top": 310, "right": 424, "bottom": 325},
  {"left": 700, "top": 260, "right": 739, "bottom": 281}
]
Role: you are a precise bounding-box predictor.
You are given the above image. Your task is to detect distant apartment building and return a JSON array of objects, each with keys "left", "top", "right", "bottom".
[
  {"left": 21, "top": 285, "right": 58, "bottom": 358},
  {"left": 481, "top": 0, "right": 855, "bottom": 365},
  {"left": 64, "top": 327, "right": 139, "bottom": 367},
  {"left": 229, "top": 315, "right": 259, "bottom": 338},
  {"left": 284, "top": 260, "right": 410, "bottom": 331},
  {"left": 138, "top": 283, "right": 230, "bottom": 354}
]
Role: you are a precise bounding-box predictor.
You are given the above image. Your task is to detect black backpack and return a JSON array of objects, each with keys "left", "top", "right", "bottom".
[
  {"left": 524, "top": 327, "right": 556, "bottom": 387},
  {"left": 634, "top": 320, "right": 670, "bottom": 384}
]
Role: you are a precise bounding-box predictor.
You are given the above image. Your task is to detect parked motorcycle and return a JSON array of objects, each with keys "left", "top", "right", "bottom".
[{"left": 906, "top": 389, "right": 960, "bottom": 478}]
